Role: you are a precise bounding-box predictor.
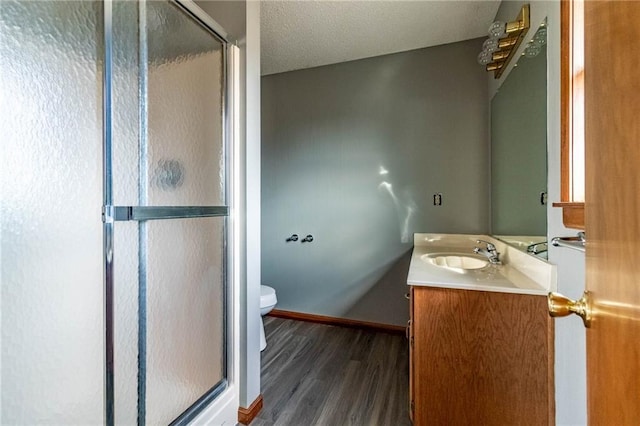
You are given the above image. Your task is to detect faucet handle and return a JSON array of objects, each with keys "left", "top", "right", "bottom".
[{"left": 476, "top": 239, "right": 496, "bottom": 252}]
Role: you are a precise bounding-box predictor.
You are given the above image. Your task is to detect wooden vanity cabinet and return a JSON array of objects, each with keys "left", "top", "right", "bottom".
[{"left": 408, "top": 286, "right": 554, "bottom": 426}]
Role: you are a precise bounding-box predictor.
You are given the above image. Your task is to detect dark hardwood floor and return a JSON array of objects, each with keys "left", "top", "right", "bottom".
[{"left": 247, "top": 316, "right": 411, "bottom": 426}]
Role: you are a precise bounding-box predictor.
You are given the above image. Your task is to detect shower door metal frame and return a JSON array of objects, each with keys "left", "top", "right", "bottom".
[{"left": 102, "top": 1, "right": 233, "bottom": 424}]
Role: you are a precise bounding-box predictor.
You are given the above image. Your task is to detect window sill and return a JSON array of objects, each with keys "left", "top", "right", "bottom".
[{"left": 552, "top": 202, "right": 585, "bottom": 230}]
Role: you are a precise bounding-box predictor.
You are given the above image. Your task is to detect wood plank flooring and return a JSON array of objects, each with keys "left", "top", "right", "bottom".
[{"left": 247, "top": 316, "right": 411, "bottom": 426}]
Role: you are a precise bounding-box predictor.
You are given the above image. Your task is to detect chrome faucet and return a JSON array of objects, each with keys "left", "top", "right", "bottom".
[{"left": 473, "top": 239, "right": 501, "bottom": 265}]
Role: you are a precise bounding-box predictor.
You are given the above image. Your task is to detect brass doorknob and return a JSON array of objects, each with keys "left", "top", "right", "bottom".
[{"left": 548, "top": 291, "right": 592, "bottom": 328}]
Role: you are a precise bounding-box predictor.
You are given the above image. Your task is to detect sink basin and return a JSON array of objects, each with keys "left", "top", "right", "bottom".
[
  {"left": 421, "top": 253, "right": 489, "bottom": 272},
  {"left": 408, "top": 234, "right": 556, "bottom": 294}
]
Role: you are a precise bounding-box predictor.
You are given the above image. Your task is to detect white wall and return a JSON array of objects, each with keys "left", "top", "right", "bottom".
[
  {"left": 491, "top": 2, "right": 587, "bottom": 424},
  {"left": 243, "top": 0, "right": 262, "bottom": 411},
  {"left": 545, "top": 4, "right": 588, "bottom": 421}
]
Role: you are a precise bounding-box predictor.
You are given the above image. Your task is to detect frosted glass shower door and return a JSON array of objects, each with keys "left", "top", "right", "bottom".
[
  {"left": 1, "top": 1, "right": 104, "bottom": 423},
  {"left": 108, "top": 1, "right": 229, "bottom": 424}
]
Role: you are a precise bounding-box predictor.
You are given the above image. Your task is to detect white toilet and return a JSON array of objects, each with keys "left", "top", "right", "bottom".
[{"left": 260, "top": 285, "right": 277, "bottom": 351}]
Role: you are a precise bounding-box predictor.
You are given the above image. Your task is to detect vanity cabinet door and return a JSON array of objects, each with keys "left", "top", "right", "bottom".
[
  {"left": 408, "top": 287, "right": 414, "bottom": 422},
  {"left": 410, "top": 286, "right": 553, "bottom": 426}
]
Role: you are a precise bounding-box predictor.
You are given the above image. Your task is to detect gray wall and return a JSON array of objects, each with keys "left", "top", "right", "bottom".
[{"left": 261, "top": 38, "right": 489, "bottom": 326}]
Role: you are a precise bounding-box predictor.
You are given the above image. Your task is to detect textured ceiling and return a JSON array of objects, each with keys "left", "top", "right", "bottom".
[{"left": 261, "top": 0, "right": 501, "bottom": 76}]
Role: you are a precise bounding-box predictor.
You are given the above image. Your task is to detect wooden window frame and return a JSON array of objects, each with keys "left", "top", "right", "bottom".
[{"left": 553, "top": 0, "right": 585, "bottom": 230}]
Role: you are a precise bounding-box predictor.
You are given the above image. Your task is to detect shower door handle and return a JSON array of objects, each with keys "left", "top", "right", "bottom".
[{"left": 104, "top": 205, "right": 229, "bottom": 222}]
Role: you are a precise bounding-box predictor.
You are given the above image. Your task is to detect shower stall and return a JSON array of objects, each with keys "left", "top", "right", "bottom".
[{"left": 1, "top": 1, "right": 236, "bottom": 423}]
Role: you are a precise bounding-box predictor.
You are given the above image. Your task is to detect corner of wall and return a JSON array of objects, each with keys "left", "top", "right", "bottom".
[{"left": 241, "top": 0, "right": 262, "bottom": 411}]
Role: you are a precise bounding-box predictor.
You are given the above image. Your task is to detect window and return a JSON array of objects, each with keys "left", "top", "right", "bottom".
[{"left": 554, "top": 0, "right": 585, "bottom": 229}]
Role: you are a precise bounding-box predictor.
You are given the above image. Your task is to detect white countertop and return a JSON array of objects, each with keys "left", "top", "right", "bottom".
[{"left": 407, "top": 233, "right": 556, "bottom": 295}]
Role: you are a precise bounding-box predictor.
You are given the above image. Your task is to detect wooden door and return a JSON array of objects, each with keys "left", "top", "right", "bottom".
[{"left": 584, "top": 2, "right": 640, "bottom": 424}]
